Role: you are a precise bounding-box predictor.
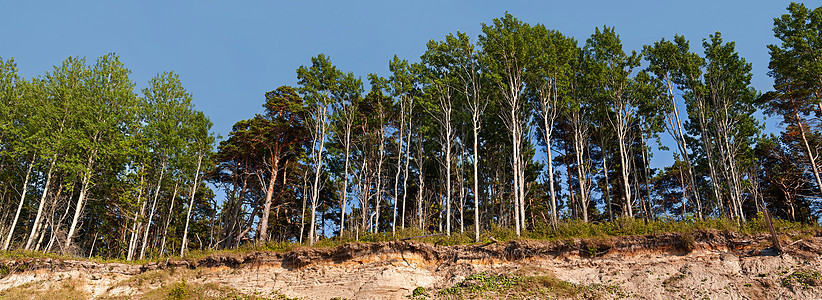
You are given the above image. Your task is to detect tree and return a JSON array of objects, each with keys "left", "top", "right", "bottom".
[
  {"left": 66, "top": 54, "right": 139, "bottom": 250},
  {"left": 584, "top": 26, "right": 641, "bottom": 218},
  {"left": 297, "top": 54, "right": 338, "bottom": 245},
  {"left": 765, "top": 2, "right": 822, "bottom": 196},
  {"left": 330, "top": 73, "right": 362, "bottom": 238},
  {"left": 180, "top": 110, "right": 215, "bottom": 257},
  {"left": 388, "top": 56, "right": 415, "bottom": 235},
  {"left": 136, "top": 71, "right": 193, "bottom": 259},
  {"left": 527, "top": 27, "right": 578, "bottom": 227},
  {"left": 479, "top": 13, "right": 535, "bottom": 234},
  {"left": 702, "top": 33, "right": 759, "bottom": 222},
  {"left": 421, "top": 37, "right": 459, "bottom": 236},
  {"left": 643, "top": 36, "right": 703, "bottom": 219}
]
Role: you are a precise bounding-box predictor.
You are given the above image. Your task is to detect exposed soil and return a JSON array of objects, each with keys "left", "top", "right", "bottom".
[{"left": 2, "top": 230, "right": 822, "bottom": 299}]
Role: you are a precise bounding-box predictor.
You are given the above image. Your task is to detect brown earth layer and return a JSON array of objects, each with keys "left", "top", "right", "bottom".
[{"left": 1, "top": 230, "right": 822, "bottom": 299}]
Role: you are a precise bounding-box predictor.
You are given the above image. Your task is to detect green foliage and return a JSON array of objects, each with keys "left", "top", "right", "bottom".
[
  {"left": 782, "top": 269, "right": 822, "bottom": 289},
  {"left": 526, "top": 216, "right": 813, "bottom": 241},
  {"left": 436, "top": 272, "right": 586, "bottom": 299},
  {"left": 410, "top": 286, "right": 428, "bottom": 299}
]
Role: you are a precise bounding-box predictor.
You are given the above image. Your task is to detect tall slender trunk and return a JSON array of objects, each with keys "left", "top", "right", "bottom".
[
  {"left": 300, "top": 167, "right": 309, "bottom": 244},
  {"left": 445, "top": 125, "right": 452, "bottom": 236},
  {"left": 472, "top": 122, "right": 481, "bottom": 240},
  {"left": 308, "top": 111, "right": 328, "bottom": 244},
  {"left": 695, "top": 101, "right": 723, "bottom": 218},
  {"left": 180, "top": 153, "right": 203, "bottom": 257},
  {"left": 43, "top": 183, "right": 64, "bottom": 253},
  {"left": 458, "top": 150, "right": 465, "bottom": 234},
  {"left": 358, "top": 154, "right": 369, "bottom": 233},
  {"left": 641, "top": 135, "right": 654, "bottom": 221},
  {"left": 3, "top": 154, "right": 36, "bottom": 250},
  {"left": 665, "top": 76, "right": 701, "bottom": 220},
  {"left": 602, "top": 145, "right": 614, "bottom": 221},
  {"left": 571, "top": 110, "right": 590, "bottom": 222},
  {"left": 565, "top": 145, "right": 577, "bottom": 220},
  {"left": 159, "top": 182, "right": 178, "bottom": 256},
  {"left": 616, "top": 130, "right": 632, "bottom": 217},
  {"left": 796, "top": 112, "right": 822, "bottom": 196},
  {"left": 127, "top": 172, "right": 146, "bottom": 261},
  {"left": 259, "top": 156, "right": 280, "bottom": 242},
  {"left": 416, "top": 138, "right": 426, "bottom": 230},
  {"left": 373, "top": 123, "right": 385, "bottom": 234},
  {"left": 543, "top": 123, "right": 558, "bottom": 228},
  {"left": 26, "top": 155, "right": 56, "bottom": 250},
  {"left": 402, "top": 115, "right": 413, "bottom": 230},
  {"left": 511, "top": 108, "right": 521, "bottom": 236},
  {"left": 518, "top": 137, "right": 527, "bottom": 231},
  {"left": 574, "top": 137, "right": 589, "bottom": 222},
  {"left": 140, "top": 163, "right": 166, "bottom": 259},
  {"left": 66, "top": 151, "right": 96, "bottom": 250},
  {"left": 392, "top": 100, "right": 405, "bottom": 236},
  {"left": 340, "top": 129, "right": 351, "bottom": 238}
]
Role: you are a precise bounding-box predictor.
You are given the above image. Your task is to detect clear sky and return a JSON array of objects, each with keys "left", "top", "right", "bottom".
[{"left": 1, "top": 0, "right": 812, "bottom": 166}]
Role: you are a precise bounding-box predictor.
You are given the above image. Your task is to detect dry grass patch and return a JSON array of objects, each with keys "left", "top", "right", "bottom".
[{"left": 0, "top": 275, "right": 90, "bottom": 300}]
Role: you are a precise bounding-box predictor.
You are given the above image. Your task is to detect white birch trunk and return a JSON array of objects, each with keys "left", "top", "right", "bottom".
[
  {"left": 25, "top": 156, "right": 55, "bottom": 250},
  {"left": 140, "top": 163, "right": 165, "bottom": 259},
  {"left": 3, "top": 155, "right": 35, "bottom": 250},
  {"left": 180, "top": 153, "right": 203, "bottom": 257}
]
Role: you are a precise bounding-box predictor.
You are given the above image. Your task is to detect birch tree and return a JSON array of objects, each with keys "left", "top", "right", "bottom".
[
  {"left": 66, "top": 54, "right": 139, "bottom": 250},
  {"left": 479, "top": 13, "right": 535, "bottom": 235},
  {"left": 297, "top": 54, "right": 338, "bottom": 245},
  {"left": 585, "top": 26, "right": 641, "bottom": 217},
  {"left": 331, "top": 73, "right": 362, "bottom": 238},
  {"left": 527, "top": 28, "right": 578, "bottom": 227},
  {"left": 180, "top": 111, "right": 214, "bottom": 257},
  {"left": 643, "top": 36, "right": 703, "bottom": 219},
  {"left": 388, "top": 56, "right": 415, "bottom": 235}
]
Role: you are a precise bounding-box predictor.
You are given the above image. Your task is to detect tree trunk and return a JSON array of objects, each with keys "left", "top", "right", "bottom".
[
  {"left": 616, "top": 130, "right": 632, "bottom": 218},
  {"left": 402, "top": 115, "right": 413, "bottom": 230},
  {"left": 26, "top": 155, "right": 56, "bottom": 250},
  {"left": 308, "top": 109, "right": 328, "bottom": 244},
  {"left": 3, "top": 155, "right": 35, "bottom": 250},
  {"left": 259, "top": 157, "right": 280, "bottom": 242},
  {"left": 602, "top": 147, "right": 614, "bottom": 221},
  {"left": 445, "top": 124, "right": 452, "bottom": 236},
  {"left": 373, "top": 123, "right": 385, "bottom": 234},
  {"left": 66, "top": 151, "right": 96, "bottom": 250},
  {"left": 180, "top": 153, "right": 203, "bottom": 257},
  {"left": 472, "top": 120, "right": 481, "bottom": 241},
  {"left": 511, "top": 107, "right": 521, "bottom": 236},
  {"left": 392, "top": 100, "right": 405, "bottom": 236},
  {"left": 159, "top": 182, "right": 178, "bottom": 256},
  {"left": 664, "top": 76, "right": 701, "bottom": 220},
  {"left": 140, "top": 162, "right": 166, "bottom": 259},
  {"left": 127, "top": 173, "right": 146, "bottom": 261},
  {"left": 796, "top": 112, "right": 822, "bottom": 196},
  {"left": 340, "top": 130, "right": 351, "bottom": 238},
  {"left": 696, "top": 101, "right": 723, "bottom": 218}
]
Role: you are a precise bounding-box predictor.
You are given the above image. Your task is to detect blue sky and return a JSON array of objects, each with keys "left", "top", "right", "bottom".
[{"left": 1, "top": 0, "right": 811, "bottom": 168}]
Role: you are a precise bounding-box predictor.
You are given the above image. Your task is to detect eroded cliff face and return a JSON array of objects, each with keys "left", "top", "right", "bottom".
[{"left": 2, "top": 230, "right": 822, "bottom": 299}]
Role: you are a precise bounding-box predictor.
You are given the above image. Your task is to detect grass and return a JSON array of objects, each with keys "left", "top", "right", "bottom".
[
  {"left": 0, "top": 275, "right": 90, "bottom": 300},
  {"left": 781, "top": 269, "right": 822, "bottom": 289},
  {"left": 131, "top": 280, "right": 281, "bottom": 300},
  {"left": 430, "top": 271, "right": 606, "bottom": 299},
  {"left": 1, "top": 215, "right": 817, "bottom": 265},
  {"left": 528, "top": 214, "right": 817, "bottom": 242}
]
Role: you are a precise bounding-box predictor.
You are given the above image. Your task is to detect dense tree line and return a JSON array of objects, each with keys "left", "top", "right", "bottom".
[
  {"left": 2, "top": 3, "right": 821, "bottom": 258},
  {"left": 0, "top": 54, "right": 215, "bottom": 259}
]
